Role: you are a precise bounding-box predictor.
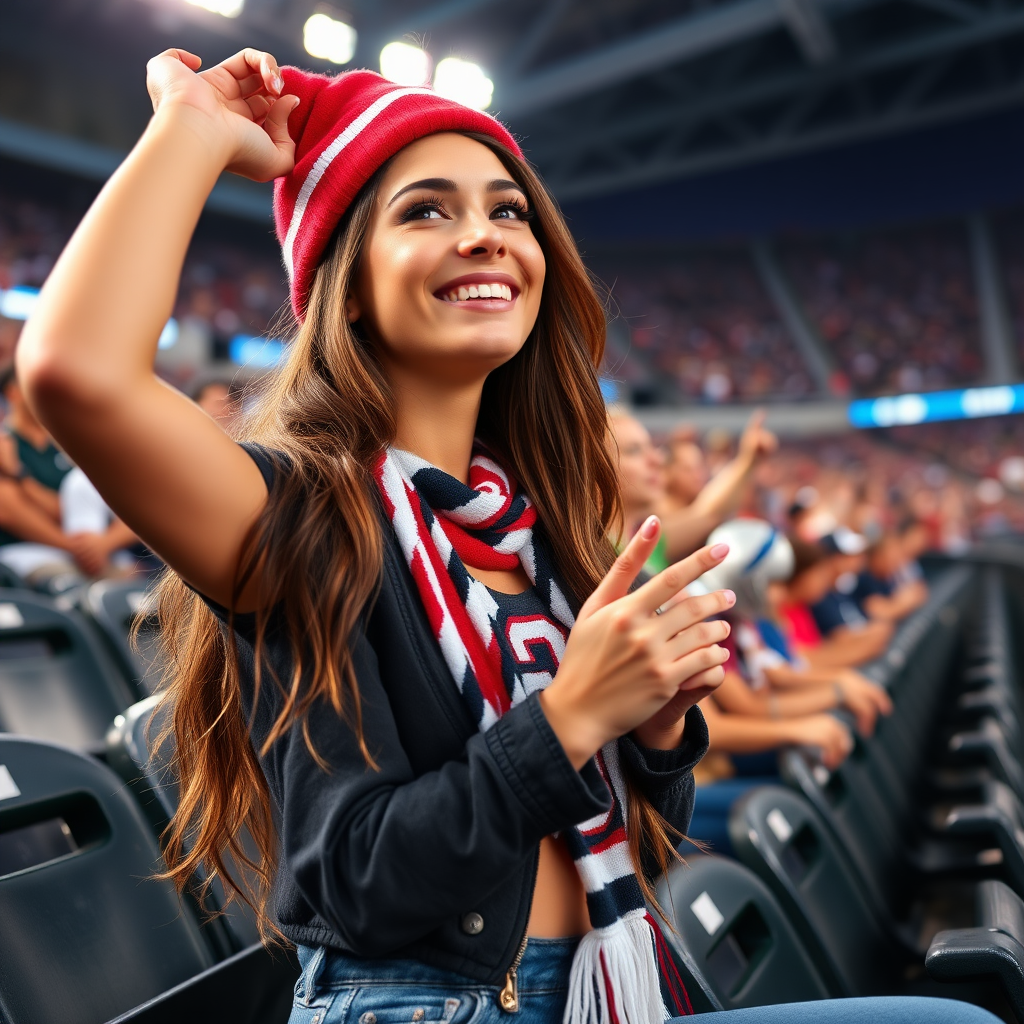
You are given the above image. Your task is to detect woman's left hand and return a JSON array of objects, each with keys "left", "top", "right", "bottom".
[{"left": 631, "top": 589, "right": 726, "bottom": 750}]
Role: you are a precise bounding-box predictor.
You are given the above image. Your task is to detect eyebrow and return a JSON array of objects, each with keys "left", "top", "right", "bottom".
[{"left": 387, "top": 177, "right": 526, "bottom": 208}]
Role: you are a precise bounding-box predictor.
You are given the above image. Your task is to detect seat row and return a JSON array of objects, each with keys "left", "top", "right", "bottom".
[
  {"left": 2, "top": 560, "right": 1024, "bottom": 1021},
  {"left": 653, "top": 561, "right": 1024, "bottom": 1021}
]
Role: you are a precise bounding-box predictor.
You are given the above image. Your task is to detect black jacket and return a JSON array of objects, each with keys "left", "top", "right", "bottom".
[{"left": 208, "top": 445, "right": 709, "bottom": 985}]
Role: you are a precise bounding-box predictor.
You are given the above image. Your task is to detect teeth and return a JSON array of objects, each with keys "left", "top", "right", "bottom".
[{"left": 443, "top": 283, "right": 515, "bottom": 301}]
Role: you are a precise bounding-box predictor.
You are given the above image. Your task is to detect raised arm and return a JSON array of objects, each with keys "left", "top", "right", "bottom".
[
  {"left": 659, "top": 411, "right": 777, "bottom": 561},
  {"left": 16, "top": 48, "right": 299, "bottom": 607}
]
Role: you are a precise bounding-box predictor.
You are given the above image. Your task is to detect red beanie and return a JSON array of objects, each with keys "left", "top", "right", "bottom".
[{"left": 273, "top": 68, "right": 522, "bottom": 322}]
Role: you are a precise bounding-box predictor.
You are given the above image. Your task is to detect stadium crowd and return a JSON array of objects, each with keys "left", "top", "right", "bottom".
[
  {"left": 598, "top": 249, "right": 816, "bottom": 403},
  {"left": 605, "top": 406, "right": 1024, "bottom": 857},
  {"left": 781, "top": 222, "right": 983, "bottom": 396}
]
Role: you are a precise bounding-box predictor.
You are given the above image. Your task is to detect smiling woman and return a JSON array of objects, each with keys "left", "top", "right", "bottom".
[{"left": 10, "top": 44, "right": 986, "bottom": 1024}]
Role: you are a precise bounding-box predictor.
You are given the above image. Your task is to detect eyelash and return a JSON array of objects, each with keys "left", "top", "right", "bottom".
[{"left": 399, "top": 196, "right": 535, "bottom": 222}]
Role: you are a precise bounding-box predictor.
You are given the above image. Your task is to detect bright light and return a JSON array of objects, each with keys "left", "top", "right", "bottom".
[
  {"left": 158, "top": 319, "right": 179, "bottom": 350},
  {"left": 230, "top": 335, "right": 286, "bottom": 368},
  {"left": 380, "top": 41, "right": 431, "bottom": 86},
  {"left": 433, "top": 57, "right": 493, "bottom": 110},
  {"left": 304, "top": 13, "right": 357, "bottom": 65},
  {"left": 0, "top": 286, "right": 39, "bottom": 320},
  {"left": 184, "top": 0, "right": 244, "bottom": 17}
]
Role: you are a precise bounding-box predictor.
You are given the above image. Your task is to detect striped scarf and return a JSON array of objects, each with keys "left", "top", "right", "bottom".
[{"left": 375, "top": 444, "right": 692, "bottom": 1024}]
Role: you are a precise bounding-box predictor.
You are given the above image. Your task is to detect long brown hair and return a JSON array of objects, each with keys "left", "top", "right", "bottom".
[{"left": 156, "top": 132, "right": 681, "bottom": 938}]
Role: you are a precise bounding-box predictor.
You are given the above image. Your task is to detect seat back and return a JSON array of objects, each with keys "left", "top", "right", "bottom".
[
  {"left": 656, "top": 852, "right": 830, "bottom": 1009},
  {"left": 780, "top": 565, "right": 976, "bottom": 924},
  {"left": 729, "top": 784, "right": 902, "bottom": 996},
  {"left": 106, "top": 696, "right": 262, "bottom": 954},
  {"left": 0, "top": 589, "right": 134, "bottom": 753},
  {"left": 0, "top": 734, "right": 212, "bottom": 1024},
  {"left": 84, "top": 579, "right": 163, "bottom": 699}
]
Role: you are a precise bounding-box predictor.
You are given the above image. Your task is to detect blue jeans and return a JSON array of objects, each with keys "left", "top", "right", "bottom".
[{"left": 288, "top": 943, "right": 1001, "bottom": 1023}]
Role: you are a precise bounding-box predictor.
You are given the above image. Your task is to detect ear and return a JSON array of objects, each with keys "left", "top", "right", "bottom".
[{"left": 345, "top": 294, "right": 361, "bottom": 323}]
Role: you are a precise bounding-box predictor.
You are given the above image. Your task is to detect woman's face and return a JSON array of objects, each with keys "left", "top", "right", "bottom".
[
  {"left": 349, "top": 133, "right": 546, "bottom": 386},
  {"left": 608, "top": 414, "right": 666, "bottom": 514}
]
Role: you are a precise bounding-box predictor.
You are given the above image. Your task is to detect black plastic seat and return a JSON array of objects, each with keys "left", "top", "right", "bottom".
[
  {"left": 84, "top": 578, "right": 163, "bottom": 699},
  {"left": 728, "top": 784, "right": 910, "bottom": 995},
  {"left": 0, "top": 733, "right": 213, "bottom": 1024},
  {"left": 106, "top": 695, "right": 262, "bottom": 955},
  {"left": 0, "top": 589, "right": 134, "bottom": 753},
  {"left": 656, "top": 852, "right": 830, "bottom": 1009},
  {"left": 927, "top": 880, "right": 1024, "bottom": 1022}
]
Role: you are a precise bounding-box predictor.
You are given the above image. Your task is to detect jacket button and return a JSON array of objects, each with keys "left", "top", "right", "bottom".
[{"left": 461, "top": 912, "right": 485, "bottom": 935}]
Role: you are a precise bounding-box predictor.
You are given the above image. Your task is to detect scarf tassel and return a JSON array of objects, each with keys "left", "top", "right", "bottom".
[{"left": 564, "top": 910, "right": 670, "bottom": 1024}]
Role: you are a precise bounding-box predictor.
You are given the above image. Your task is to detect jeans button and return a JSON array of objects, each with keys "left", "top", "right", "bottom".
[
  {"left": 359, "top": 1014, "right": 377, "bottom": 1024},
  {"left": 461, "top": 911, "right": 485, "bottom": 935}
]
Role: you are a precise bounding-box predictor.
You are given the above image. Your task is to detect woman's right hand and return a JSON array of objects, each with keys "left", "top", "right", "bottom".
[
  {"left": 787, "top": 714, "right": 854, "bottom": 769},
  {"left": 145, "top": 47, "right": 299, "bottom": 181},
  {"left": 539, "top": 518, "right": 737, "bottom": 769}
]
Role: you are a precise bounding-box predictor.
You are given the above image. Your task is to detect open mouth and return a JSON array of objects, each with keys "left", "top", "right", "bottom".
[{"left": 434, "top": 276, "right": 520, "bottom": 304}]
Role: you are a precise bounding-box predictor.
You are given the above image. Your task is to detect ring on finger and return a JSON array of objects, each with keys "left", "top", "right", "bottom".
[{"left": 654, "top": 606, "right": 665, "bottom": 616}]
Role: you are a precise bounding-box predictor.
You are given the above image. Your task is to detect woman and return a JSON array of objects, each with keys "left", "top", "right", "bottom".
[{"left": 18, "top": 47, "right": 996, "bottom": 1024}]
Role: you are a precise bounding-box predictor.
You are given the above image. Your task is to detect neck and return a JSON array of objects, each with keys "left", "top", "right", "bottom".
[{"left": 388, "top": 366, "right": 485, "bottom": 483}]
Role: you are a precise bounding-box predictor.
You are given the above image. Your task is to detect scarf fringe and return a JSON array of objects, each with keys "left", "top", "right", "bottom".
[{"left": 564, "top": 910, "right": 669, "bottom": 1024}]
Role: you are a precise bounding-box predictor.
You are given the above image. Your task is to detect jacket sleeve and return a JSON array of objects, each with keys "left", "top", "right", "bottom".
[
  {"left": 260, "top": 629, "right": 612, "bottom": 958},
  {"left": 617, "top": 704, "right": 709, "bottom": 880}
]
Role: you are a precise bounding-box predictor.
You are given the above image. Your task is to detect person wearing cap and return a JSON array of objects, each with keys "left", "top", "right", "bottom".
[
  {"left": 15, "top": 45, "right": 996, "bottom": 1024},
  {"left": 780, "top": 536, "right": 893, "bottom": 668}
]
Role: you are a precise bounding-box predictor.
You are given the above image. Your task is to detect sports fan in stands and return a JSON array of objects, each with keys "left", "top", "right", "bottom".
[
  {"left": 607, "top": 407, "right": 776, "bottom": 572},
  {"left": 0, "top": 362, "right": 127, "bottom": 579},
  {"left": 18, "top": 44, "right": 991, "bottom": 1024},
  {"left": 191, "top": 376, "right": 240, "bottom": 426},
  {"left": 686, "top": 519, "right": 888, "bottom": 856},
  {"left": 853, "top": 526, "right": 929, "bottom": 622},
  {"left": 780, "top": 535, "right": 893, "bottom": 668}
]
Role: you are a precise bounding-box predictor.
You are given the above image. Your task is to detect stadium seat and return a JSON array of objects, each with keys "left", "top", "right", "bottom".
[
  {"left": 729, "top": 784, "right": 923, "bottom": 995},
  {"left": 106, "top": 695, "right": 262, "bottom": 956},
  {"left": 83, "top": 578, "right": 162, "bottom": 700},
  {"left": 0, "top": 562, "right": 25, "bottom": 590},
  {"left": 0, "top": 733, "right": 212, "bottom": 1023},
  {"left": 0, "top": 589, "right": 134, "bottom": 754},
  {"left": 927, "top": 880, "right": 1024, "bottom": 1023},
  {"left": 104, "top": 943, "right": 297, "bottom": 1024},
  {"left": 656, "top": 852, "right": 831, "bottom": 1009}
]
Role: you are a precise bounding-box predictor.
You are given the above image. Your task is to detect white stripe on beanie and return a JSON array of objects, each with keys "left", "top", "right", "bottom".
[{"left": 283, "top": 86, "right": 436, "bottom": 280}]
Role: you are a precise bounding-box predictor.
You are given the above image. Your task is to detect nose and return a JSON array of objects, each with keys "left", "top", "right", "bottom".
[{"left": 456, "top": 214, "right": 506, "bottom": 259}]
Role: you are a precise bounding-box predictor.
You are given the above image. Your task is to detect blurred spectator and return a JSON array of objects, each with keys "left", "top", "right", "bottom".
[
  {"left": 191, "top": 377, "right": 240, "bottom": 427},
  {"left": 606, "top": 408, "right": 775, "bottom": 570},
  {"left": 596, "top": 248, "right": 815, "bottom": 403},
  {"left": 59, "top": 468, "right": 142, "bottom": 578},
  {"left": 781, "top": 222, "right": 982, "bottom": 396}
]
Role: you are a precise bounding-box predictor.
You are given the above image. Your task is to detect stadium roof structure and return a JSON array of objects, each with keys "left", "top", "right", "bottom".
[{"left": 3, "top": 0, "right": 1024, "bottom": 212}]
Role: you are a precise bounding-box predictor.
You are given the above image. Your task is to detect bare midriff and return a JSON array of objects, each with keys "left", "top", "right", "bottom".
[
  {"left": 465, "top": 566, "right": 592, "bottom": 938},
  {"left": 528, "top": 834, "right": 592, "bottom": 937}
]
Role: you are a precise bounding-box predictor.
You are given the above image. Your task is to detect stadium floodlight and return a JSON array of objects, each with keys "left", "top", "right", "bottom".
[
  {"left": 380, "top": 42, "right": 431, "bottom": 86},
  {"left": 0, "top": 286, "right": 39, "bottom": 320},
  {"left": 184, "top": 0, "right": 244, "bottom": 17},
  {"left": 303, "top": 13, "right": 357, "bottom": 65},
  {"left": 433, "top": 58, "right": 493, "bottom": 110}
]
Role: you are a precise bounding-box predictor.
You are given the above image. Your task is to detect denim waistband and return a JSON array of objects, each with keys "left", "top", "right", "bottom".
[{"left": 298, "top": 935, "right": 581, "bottom": 996}]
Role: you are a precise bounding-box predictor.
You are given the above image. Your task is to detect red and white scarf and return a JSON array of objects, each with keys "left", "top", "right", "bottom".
[{"left": 374, "top": 444, "right": 693, "bottom": 1024}]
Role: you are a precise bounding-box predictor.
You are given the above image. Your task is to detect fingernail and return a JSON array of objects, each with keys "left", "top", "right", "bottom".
[
  {"left": 723, "top": 589, "right": 735, "bottom": 604},
  {"left": 273, "top": 73, "right": 284, "bottom": 93},
  {"left": 710, "top": 543, "right": 729, "bottom": 559},
  {"left": 641, "top": 515, "right": 659, "bottom": 540}
]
